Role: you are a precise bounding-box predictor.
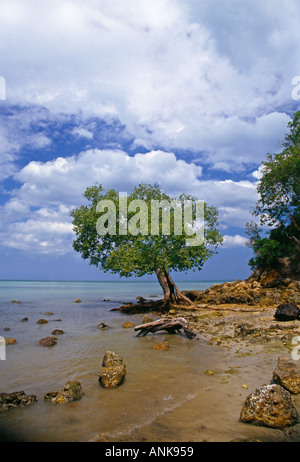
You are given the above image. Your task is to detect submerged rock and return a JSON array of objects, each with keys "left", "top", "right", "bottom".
[
  {"left": 99, "top": 351, "right": 126, "bottom": 389},
  {"left": 51, "top": 329, "right": 64, "bottom": 335},
  {"left": 122, "top": 322, "right": 135, "bottom": 328},
  {"left": 44, "top": 380, "right": 84, "bottom": 404},
  {"left": 39, "top": 336, "right": 57, "bottom": 347},
  {"left": 0, "top": 391, "right": 38, "bottom": 412},
  {"left": 5, "top": 338, "right": 17, "bottom": 345},
  {"left": 273, "top": 357, "right": 300, "bottom": 394},
  {"left": 240, "top": 384, "right": 298, "bottom": 429},
  {"left": 274, "top": 302, "right": 300, "bottom": 321},
  {"left": 97, "top": 322, "right": 110, "bottom": 330},
  {"left": 153, "top": 341, "right": 169, "bottom": 351}
]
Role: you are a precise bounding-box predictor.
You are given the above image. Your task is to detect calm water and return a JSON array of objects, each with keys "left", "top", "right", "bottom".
[{"left": 0, "top": 279, "right": 231, "bottom": 442}]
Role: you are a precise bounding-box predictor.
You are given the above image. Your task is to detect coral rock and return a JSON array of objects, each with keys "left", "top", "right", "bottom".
[{"left": 240, "top": 384, "right": 298, "bottom": 429}]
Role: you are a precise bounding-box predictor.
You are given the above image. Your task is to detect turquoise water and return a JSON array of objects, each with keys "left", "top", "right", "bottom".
[{"left": 0, "top": 279, "right": 227, "bottom": 442}]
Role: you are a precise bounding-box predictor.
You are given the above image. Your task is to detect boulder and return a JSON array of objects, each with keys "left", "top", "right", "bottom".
[
  {"left": 99, "top": 351, "right": 126, "bottom": 389},
  {"left": 259, "top": 269, "right": 282, "bottom": 288},
  {"left": 0, "top": 391, "right": 38, "bottom": 412},
  {"left": 240, "top": 384, "right": 298, "bottom": 429},
  {"left": 39, "top": 336, "right": 57, "bottom": 347},
  {"left": 44, "top": 380, "right": 84, "bottom": 404},
  {"left": 273, "top": 357, "right": 300, "bottom": 394},
  {"left": 274, "top": 302, "right": 300, "bottom": 321}
]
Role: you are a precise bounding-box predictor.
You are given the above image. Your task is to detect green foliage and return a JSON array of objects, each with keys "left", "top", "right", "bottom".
[
  {"left": 247, "top": 111, "right": 300, "bottom": 270},
  {"left": 70, "top": 183, "right": 223, "bottom": 278}
]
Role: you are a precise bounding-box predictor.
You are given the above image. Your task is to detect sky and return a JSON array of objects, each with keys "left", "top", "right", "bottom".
[{"left": 0, "top": 0, "right": 299, "bottom": 282}]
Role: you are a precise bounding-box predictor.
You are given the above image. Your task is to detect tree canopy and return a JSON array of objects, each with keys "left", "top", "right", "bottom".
[
  {"left": 246, "top": 111, "right": 300, "bottom": 273},
  {"left": 71, "top": 183, "right": 223, "bottom": 307}
]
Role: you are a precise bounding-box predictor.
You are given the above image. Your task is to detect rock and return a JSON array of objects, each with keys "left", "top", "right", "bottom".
[
  {"left": 75, "top": 299, "right": 82, "bottom": 303},
  {"left": 97, "top": 322, "right": 110, "bottom": 330},
  {"left": 122, "top": 322, "right": 135, "bottom": 328},
  {"left": 51, "top": 329, "right": 64, "bottom": 335},
  {"left": 136, "top": 296, "right": 146, "bottom": 303},
  {"left": 0, "top": 391, "right": 38, "bottom": 412},
  {"left": 99, "top": 351, "right": 126, "bottom": 389},
  {"left": 259, "top": 269, "right": 282, "bottom": 288},
  {"left": 240, "top": 384, "right": 298, "bottom": 429},
  {"left": 273, "top": 357, "right": 300, "bottom": 394},
  {"left": 39, "top": 336, "right": 57, "bottom": 347},
  {"left": 37, "top": 319, "right": 48, "bottom": 324},
  {"left": 21, "top": 317, "right": 28, "bottom": 322},
  {"left": 44, "top": 381, "right": 84, "bottom": 404},
  {"left": 142, "top": 314, "right": 153, "bottom": 324},
  {"left": 11, "top": 300, "right": 21, "bottom": 304},
  {"left": 3, "top": 327, "right": 10, "bottom": 331},
  {"left": 274, "top": 302, "right": 300, "bottom": 321},
  {"left": 4, "top": 338, "right": 17, "bottom": 345},
  {"left": 234, "top": 323, "right": 259, "bottom": 337},
  {"left": 153, "top": 341, "right": 169, "bottom": 351}
]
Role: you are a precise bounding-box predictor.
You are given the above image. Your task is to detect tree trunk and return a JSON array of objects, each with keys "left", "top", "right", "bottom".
[{"left": 155, "top": 268, "right": 194, "bottom": 307}]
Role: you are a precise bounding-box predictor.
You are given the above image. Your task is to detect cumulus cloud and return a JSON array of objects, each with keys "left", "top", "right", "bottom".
[
  {"left": 0, "top": 148, "right": 258, "bottom": 254},
  {"left": 0, "top": 0, "right": 297, "bottom": 170},
  {"left": 222, "top": 234, "right": 248, "bottom": 248},
  {"left": 0, "top": 0, "right": 298, "bottom": 265}
]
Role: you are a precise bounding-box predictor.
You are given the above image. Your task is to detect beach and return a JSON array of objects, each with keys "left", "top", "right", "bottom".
[{"left": 1, "top": 280, "right": 300, "bottom": 442}]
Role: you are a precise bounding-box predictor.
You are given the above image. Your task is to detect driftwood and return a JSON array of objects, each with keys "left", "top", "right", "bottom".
[{"left": 134, "top": 317, "right": 197, "bottom": 339}]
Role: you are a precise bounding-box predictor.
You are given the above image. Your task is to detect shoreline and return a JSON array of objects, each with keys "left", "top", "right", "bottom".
[
  {"left": 116, "top": 303, "right": 300, "bottom": 442},
  {"left": 1, "top": 278, "right": 300, "bottom": 442},
  {"left": 112, "top": 277, "right": 300, "bottom": 442}
]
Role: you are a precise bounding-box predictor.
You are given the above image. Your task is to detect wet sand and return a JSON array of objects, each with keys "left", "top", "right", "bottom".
[{"left": 116, "top": 303, "right": 300, "bottom": 442}]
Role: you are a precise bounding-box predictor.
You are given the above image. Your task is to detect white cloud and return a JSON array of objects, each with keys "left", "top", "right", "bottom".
[
  {"left": 0, "top": 148, "right": 259, "bottom": 254},
  {"left": 0, "top": 0, "right": 298, "bottom": 262},
  {"left": 71, "top": 127, "right": 94, "bottom": 140},
  {"left": 222, "top": 234, "right": 248, "bottom": 248},
  {"left": 0, "top": 0, "right": 298, "bottom": 170}
]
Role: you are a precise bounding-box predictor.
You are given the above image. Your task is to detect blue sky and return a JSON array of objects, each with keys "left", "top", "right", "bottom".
[{"left": 0, "top": 0, "right": 299, "bottom": 282}]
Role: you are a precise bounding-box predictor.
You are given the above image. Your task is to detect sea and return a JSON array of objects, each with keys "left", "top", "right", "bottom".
[{"left": 0, "top": 278, "right": 259, "bottom": 443}]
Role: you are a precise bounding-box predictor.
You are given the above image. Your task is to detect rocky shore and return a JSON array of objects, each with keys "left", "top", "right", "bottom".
[
  {"left": 117, "top": 270, "right": 300, "bottom": 437},
  {"left": 2, "top": 272, "right": 300, "bottom": 441}
]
